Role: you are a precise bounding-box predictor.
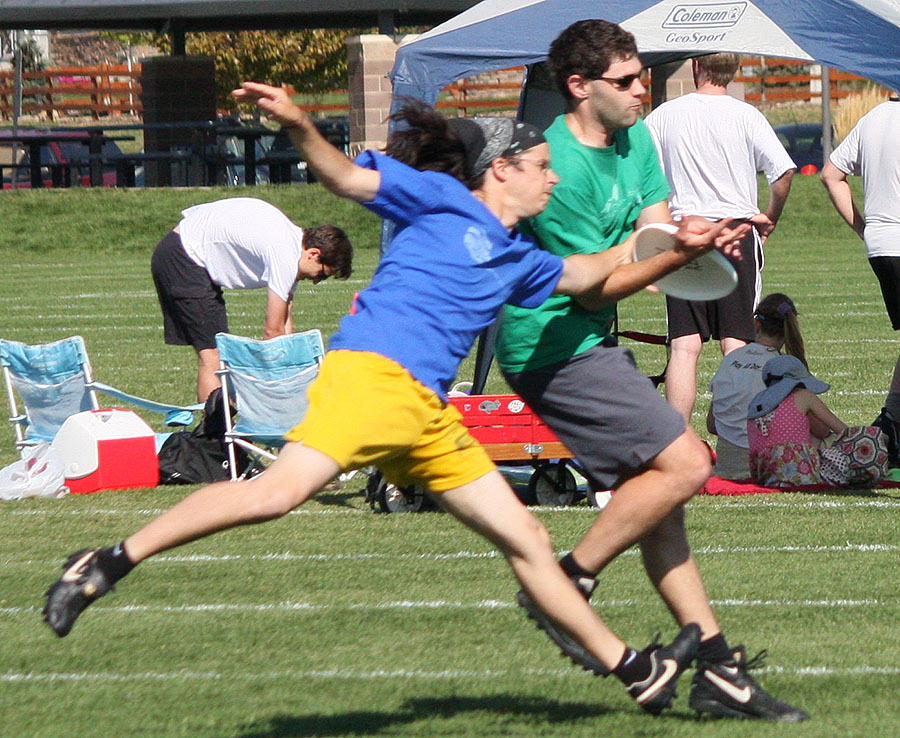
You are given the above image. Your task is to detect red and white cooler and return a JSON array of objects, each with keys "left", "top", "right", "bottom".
[{"left": 51, "top": 409, "right": 159, "bottom": 493}]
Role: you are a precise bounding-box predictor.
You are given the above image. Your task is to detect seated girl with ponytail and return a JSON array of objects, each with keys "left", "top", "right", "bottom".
[{"left": 706, "top": 293, "right": 806, "bottom": 479}]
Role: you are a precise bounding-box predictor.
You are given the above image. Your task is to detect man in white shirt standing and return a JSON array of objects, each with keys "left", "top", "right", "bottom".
[
  {"left": 645, "top": 54, "right": 795, "bottom": 423},
  {"left": 821, "top": 95, "right": 900, "bottom": 463},
  {"left": 151, "top": 197, "right": 353, "bottom": 401}
]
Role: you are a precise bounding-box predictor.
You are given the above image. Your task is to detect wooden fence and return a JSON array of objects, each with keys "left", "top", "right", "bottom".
[
  {"left": 0, "top": 57, "right": 874, "bottom": 123},
  {"left": 0, "top": 63, "right": 142, "bottom": 120},
  {"left": 0, "top": 67, "right": 348, "bottom": 121},
  {"left": 436, "top": 57, "right": 873, "bottom": 117},
  {"left": 736, "top": 56, "right": 868, "bottom": 104}
]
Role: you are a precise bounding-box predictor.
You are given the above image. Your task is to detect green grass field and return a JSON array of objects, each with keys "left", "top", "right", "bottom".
[{"left": 3, "top": 176, "right": 899, "bottom": 738}]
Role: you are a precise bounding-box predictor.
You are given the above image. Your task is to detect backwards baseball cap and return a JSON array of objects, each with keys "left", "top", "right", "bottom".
[
  {"left": 447, "top": 117, "right": 545, "bottom": 178},
  {"left": 747, "top": 354, "right": 830, "bottom": 419}
]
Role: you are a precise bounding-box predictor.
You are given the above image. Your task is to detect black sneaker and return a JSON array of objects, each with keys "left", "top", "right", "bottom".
[
  {"left": 872, "top": 407, "right": 900, "bottom": 467},
  {"left": 627, "top": 623, "right": 701, "bottom": 714},
  {"left": 43, "top": 548, "right": 114, "bottom": 637},
  {"left": 690, "top": 647, "right": 809, "bottom": 722},
  {"left": 516, "top": 575, "right": 606, "bottom": 676}
]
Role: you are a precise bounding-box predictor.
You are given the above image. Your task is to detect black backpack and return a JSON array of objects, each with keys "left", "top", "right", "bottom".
[{"left": 157, "top": 388, "right": 251, "bottom": 484}]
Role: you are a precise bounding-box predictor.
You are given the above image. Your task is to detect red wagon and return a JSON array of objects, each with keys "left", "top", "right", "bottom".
[{"left": 365, "top": 393, "right": 607, "bottom": 512}]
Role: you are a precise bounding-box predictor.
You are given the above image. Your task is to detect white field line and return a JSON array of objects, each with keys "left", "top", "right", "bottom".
[
  {"left": 1, "top": 595, "right": 889, "bottom": 618},
  {"left": 818, "top": 337, "right": 897, "bottom": 344},
  {"left": 5, "top": 541, "right": 900, "bottom": 571},
  {"left": 2, "top": 664, "right": 898, "bottom": 685},
  {"left": 6, "top": 496, "right": 900, "bottom": 520},
  {"left": 12, "top": 322, "right": 160, "bottom": 331},
  {"left": 2, "top": 507, "right": 371, "bottom": 517}
]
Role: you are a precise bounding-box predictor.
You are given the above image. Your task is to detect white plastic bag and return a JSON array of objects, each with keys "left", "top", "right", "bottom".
[{"left": 0, "top": 442, "right": 69, "bottom": 500}]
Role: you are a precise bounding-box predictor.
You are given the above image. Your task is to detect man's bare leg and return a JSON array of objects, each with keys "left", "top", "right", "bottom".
[
  {"left": 436, "top": 470, "right": 627, "bottom": 670},
  {"left": 436, "top": 470, "right": 700, "bottom": 712},
  {"left": 196, "top": 347, "right": 221, "bottom": 403},
  {"left": 665, "top": 334, "right": 704, "bottom": 422},
  {"left": 566, "top": 429, "right": 719, "bottom": 638},
  {"left": 124, "top": 443, "right": 339, "bottom": 562},
  {"left": 720, "top": 336, "right": 748, "bottom": 357},
  {"left": 639, "top": 507, "right": 718, "bottom": 639},
  {"left": 43, "top": 443, "right": 339, "bottom": 635}
]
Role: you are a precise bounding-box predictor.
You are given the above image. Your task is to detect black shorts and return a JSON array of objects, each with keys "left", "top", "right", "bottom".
[
  {"left": 503, "top": 345, "right": 685, "bottom": 490},
  {"left": 150, "top": 230, "right": 227, "bottom": 351},
  {"left": 869, "top": 256, "right": 900, "bottom": 330},
  {"left": 666, "top": 227, "right": 760, "bottom": 343}
]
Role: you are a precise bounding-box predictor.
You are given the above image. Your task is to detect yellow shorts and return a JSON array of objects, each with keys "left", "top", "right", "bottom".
[{"left": 284, "top": 350, "right": 495, "bottom": 492}]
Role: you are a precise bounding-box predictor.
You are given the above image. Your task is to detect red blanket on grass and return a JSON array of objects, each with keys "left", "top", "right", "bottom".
[{"left": 701, "top": 476, "right": 900, "bottom": 496}]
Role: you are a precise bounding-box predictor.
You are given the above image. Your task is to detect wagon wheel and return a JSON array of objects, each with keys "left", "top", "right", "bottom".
[
  {"left": 527, "top": 461, "right": 578, "bottom": 506},
  {"left": 367, "top": 471, "right": 431, "bottom": 513}
]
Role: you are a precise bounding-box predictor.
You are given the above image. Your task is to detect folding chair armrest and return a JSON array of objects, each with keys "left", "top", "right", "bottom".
[{"left": 90, "top": 381, "right": 203, "bottom": 427}]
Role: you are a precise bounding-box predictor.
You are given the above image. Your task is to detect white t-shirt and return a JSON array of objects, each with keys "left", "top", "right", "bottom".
[
  {"left": 710, "top": 342, "right": 781, "bottom": 448},
  {"left": 828, "top": 100, "right": 900, "bottom": 258},
  {"left": 178, "top": 198, "right": 304, "bottom": 302},
  {"left": 645, "top": 93, "right": 795, "bottom": 219}
]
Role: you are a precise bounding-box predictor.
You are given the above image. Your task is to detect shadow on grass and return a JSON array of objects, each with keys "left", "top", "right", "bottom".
[
  {"left": 820, "top": 486, "right": 899, "bottom": 499},
  {"left": 313, "top": 489, "right": 362, "bottom": 508},
  {"left": 237, "top": 694, "right": 613, "bottom": 737}
]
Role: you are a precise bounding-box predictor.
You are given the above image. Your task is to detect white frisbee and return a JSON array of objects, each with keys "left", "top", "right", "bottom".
[{"left": 633, "top": 222, "right": 738, "bottom": 301}]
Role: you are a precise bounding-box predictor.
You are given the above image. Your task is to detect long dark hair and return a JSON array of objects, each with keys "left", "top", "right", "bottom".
[
  {"left": 756, "top": 293, "right": 807, "bottom": 367},
  {"left": 385, "top": 99, "right": 480, "bottom": 188}
]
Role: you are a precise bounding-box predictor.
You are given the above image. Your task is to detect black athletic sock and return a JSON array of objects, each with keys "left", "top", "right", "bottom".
[
  {"left": 95, "top": 542, "right": 136, "bottom": 584},
  {"left": 613, "top": 647, "right": 653, "bottom": 686},
  {"left": 559, "top": 553, "right": 597, "bottom": 598},
  {"left": 559, "top": 552, "right": 595, "bottom": 579},
  {"left": 697, "top": 632, "right": 732, "bottom": 664}
]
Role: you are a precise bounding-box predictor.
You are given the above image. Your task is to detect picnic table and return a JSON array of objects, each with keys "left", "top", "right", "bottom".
[{"left": 1, "top": 130, "right": 133, "bottom": 188}]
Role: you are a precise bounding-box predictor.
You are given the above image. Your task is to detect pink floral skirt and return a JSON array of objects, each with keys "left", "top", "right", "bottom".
[
  {"left": 749, "top": 441, "right": 822, "bottom": 487},
  {"left": 750, "top": 426, "right": 889, "bottom": 489}
]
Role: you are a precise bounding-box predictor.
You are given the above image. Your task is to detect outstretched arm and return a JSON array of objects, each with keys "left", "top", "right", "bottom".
[
  {"left": 821, "top": 161, "right": 865, "bottom": 240},
  {"left": 232, "top": 82, "right": 380, "bottom": 202},
  {"left": 554, "top": 219, "right": 749, "bottom": 306}
]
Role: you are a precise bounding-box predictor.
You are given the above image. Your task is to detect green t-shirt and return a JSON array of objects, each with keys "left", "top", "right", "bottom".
[{"left": 495, "top": 115, "right": 670, "bottom": 373}]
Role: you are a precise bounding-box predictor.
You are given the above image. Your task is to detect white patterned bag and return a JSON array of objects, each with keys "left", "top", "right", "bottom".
[
  {"left": 0, "top": 442, "right": 68, "bottom": 500},
  {"left": 820, "top": 426, "right": 889, "bottom": 489}
]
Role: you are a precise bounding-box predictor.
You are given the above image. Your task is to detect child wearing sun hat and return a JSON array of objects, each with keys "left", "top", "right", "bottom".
[{"left": 747, "top": 355, "right": 889, "bottom": 488}]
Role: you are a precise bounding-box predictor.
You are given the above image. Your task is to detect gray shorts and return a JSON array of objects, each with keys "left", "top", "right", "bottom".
[{"left": 504, "top": 345, "right": 685, "bottom": 490}]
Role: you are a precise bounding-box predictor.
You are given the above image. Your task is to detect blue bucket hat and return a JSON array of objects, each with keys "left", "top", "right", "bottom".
[{"left": 747, "top": 355, "right": 830, "bottom": 419}]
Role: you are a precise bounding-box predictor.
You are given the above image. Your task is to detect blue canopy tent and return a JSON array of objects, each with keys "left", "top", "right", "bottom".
[
  {"left": 391, "top": 0, "right": 900, "bottom": 105},
  {"left": 389, "top": 0, "right": 900, "bottom": 393}
]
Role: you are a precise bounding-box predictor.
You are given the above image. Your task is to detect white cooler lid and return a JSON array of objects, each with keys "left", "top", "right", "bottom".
[{"left": 51, "top": 409, "right": 154, "bottom": 479}]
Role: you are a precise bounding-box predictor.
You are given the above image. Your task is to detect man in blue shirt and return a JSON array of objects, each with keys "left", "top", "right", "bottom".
[{"left": 44, "top": 83, "right": 746, "bottom": 715}]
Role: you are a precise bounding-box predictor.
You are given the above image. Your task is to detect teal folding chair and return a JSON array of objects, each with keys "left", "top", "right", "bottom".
[
  {"left": 215, "top": 330, "right": 325, "bottom": 480},
  {"left": 1, "top": 335, "right": 201, "bottom": 454}
]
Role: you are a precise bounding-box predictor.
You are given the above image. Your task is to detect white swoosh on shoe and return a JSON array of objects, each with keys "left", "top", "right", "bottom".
[
  {"left": 60, "top": 551, "right": 95, "bottom": 583},
  {"left": 706, "top": 670, "right": 752, "bottom": 703},
  {"left": 636, "top": 658, "right": 678, "bottom": 704}
]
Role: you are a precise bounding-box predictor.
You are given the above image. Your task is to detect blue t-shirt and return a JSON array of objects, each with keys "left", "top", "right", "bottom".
[{"left": 328, "top": 151, "right": 563, "bottom": 399}]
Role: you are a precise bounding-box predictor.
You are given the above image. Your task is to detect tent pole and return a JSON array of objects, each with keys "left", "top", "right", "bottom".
[
  {"left": 821, "top": 66, "right": 833, "bottom": 159},
  {"left": 12, "top": 30, "right": 22, "bottom": 190}
]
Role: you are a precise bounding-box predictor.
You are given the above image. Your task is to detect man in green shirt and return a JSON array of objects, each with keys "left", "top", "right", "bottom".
[{"left": 496, "top": 19, "right": 806, "bottom": 723}]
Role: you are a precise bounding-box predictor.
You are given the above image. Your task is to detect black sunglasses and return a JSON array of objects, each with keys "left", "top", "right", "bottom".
[{"left": 596, "top": 72, "right": 643, "bottom": 91}]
